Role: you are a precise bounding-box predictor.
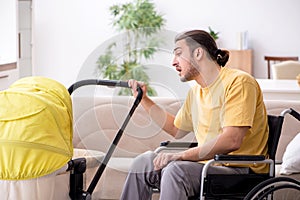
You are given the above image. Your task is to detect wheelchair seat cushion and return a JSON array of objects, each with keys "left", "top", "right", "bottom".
[{"left": 0, "top": 77, "right": 73, "bottom": 180}]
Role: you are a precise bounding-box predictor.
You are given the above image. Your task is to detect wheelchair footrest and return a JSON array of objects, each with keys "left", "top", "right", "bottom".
[{"left": 203, "top": 174, "right": 270, "bottom": 199}]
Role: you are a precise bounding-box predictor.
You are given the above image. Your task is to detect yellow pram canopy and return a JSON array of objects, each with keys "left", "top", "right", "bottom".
[{"left": 0, "top": 77, "right": 73, "bottom": 180}]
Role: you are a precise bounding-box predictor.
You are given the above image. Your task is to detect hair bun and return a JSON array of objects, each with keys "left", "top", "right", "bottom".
[
  {"left": 215, "top": 49, "right": 222, "bottom": 57},
  {"left": 216, "top": 49, "right": 229, "bottom": 67}
]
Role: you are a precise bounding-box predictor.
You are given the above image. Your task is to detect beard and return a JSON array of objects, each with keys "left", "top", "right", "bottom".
[
  {"left": 180, "top": 76, "right": 188, "bottom": 82},
  {"left": 180, "top": 62, "right": 200, "bottom": 82}
]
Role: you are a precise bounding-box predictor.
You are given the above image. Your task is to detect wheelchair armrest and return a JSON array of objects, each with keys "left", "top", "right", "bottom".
[
  {"left": 160, "top": 141, "right": 198, "bottom": 148},
  {"left": 275, "top": 160, "right": 282, "bottom": 165},
  {"left": 155, "top": 141, "right": 198, "bottom": 153},
  {"left": 214, "top": 154, "right": 265, "bottom": 161}
]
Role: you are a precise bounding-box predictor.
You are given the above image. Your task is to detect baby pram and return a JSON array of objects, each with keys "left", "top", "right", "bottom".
[{"left": 0, "top": 77, "right": 142, "bottom": 200}]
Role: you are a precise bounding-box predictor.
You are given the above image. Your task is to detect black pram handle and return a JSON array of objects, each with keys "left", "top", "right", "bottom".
[
  {"left": 68, "top": 79, "right": 129, "bottom": 95},
  {"left": 68, "top": 79, "right": 143, "bottom": 200}
]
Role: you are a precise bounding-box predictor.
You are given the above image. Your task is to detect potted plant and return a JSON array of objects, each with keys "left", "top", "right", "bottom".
[{"left": 96, "top": 0, "right": 165, "bottom": 96}]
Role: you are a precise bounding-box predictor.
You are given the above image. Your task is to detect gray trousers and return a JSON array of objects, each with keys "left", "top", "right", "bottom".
[{"left": 120, "top": 151, "right": 249, "bottom": 200}]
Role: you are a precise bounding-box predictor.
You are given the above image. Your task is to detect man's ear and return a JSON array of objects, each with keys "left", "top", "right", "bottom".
[{"left": 194, "top": 47, "right": 203, "bottom": 60}]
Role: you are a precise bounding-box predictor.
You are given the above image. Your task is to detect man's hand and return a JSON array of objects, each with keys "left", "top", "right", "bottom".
[
  {"left": 128, "top": 79, "right": 148, "bottom": 99},
  {"left": 153, "top": 152, "right": 183, "bottom": 170}
]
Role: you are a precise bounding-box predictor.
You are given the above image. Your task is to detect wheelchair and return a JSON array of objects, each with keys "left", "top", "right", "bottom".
[
  {"left": 154, "top": 108, "right": 300, "bottom": 199},
  {"left": 244, "top": 176, "right": 300, "bottom": 200}
]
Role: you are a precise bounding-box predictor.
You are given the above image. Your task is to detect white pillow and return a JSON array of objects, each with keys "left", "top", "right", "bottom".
[{"left": 280, "top": 132, "right": 300, "bottom": 175}]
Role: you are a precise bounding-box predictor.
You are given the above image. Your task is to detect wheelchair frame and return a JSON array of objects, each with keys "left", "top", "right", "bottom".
[
  {"left": 155, "top": 108, "right": 300, "bottom": 200},
  {"left": 244, "top": 176, "right": 300, "bottom": 200}
]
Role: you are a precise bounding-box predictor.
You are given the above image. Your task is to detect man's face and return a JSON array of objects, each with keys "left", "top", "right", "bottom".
[{"left": 172, "top": 39, "right": 199, "bottom": 82}]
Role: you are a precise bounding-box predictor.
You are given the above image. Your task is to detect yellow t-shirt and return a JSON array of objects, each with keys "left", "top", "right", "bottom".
[{"left": 174, "top": 67, "right": 269, "bottom": 173}]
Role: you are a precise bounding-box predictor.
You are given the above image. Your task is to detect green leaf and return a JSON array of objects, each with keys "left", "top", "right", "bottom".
[
  {"left": 96, "top": 0, "right": 166, "bottom": 96},
  {"left": 208, "top": 26, "right": 220, "bottom": 40}
]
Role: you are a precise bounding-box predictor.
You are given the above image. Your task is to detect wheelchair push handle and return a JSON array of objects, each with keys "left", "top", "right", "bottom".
[
  {"left": 290, "top": 108, "right": 300, "bottom": 121},
  {"left": 280, "top": 108, "right": 300, "bottom": 121},
  {"left": 68, "top": 79, "right": 130, "bottom": 95}
]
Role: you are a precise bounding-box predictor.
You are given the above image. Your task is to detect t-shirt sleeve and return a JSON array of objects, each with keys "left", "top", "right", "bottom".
[
  {"left": 222, "top": 79, "right": 258, "bottom": 127},
  {"left": 174, "top": 90, "right": 194, "bottom": 132}
]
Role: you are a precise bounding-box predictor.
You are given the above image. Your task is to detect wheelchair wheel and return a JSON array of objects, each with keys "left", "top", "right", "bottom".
[{"left": 244, "top": 176, "right": 300, "bottom": 200}]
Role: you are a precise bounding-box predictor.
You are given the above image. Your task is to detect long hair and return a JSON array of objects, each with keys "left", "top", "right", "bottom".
[{"left": 175, "top": 30, "right": 229, "bottom": 67}]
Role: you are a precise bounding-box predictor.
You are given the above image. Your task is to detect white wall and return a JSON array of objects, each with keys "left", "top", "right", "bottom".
[
  {"left": 0, "top": 0, "right": 17, "bottom": 65},
  {"left": 32, "top": 0, "right": 300, "bottom": 88}
]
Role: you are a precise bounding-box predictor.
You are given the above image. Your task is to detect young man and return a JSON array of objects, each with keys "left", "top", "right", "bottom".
[{"left": 120, "top": 30, "right": 269, "bottom": 200}]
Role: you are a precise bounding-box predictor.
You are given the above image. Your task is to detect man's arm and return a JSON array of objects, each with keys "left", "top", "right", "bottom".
[
  {"left": 129, "top": 79, "right": 189, "bottom": 138},
  {"left": 141, "top": 96, "right": 189, "bottom": 138},
  {"left": 181, "top": 126, "right": 249, "bottom": 161},
  {"left": 153, "top": 126, "right": 248, "bottom": 170}
]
